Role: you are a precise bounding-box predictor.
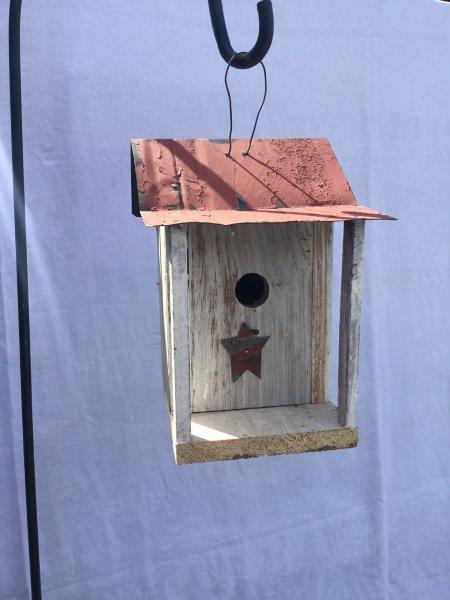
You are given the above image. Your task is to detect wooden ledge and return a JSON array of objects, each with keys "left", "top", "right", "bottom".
[{"left": 172, "top": 403, "right": 358, "bottom": 464}]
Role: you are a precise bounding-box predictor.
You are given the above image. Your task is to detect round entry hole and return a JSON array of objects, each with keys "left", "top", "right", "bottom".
[{"left": 235, "top": 273, "right": 269, "bottom": 308}]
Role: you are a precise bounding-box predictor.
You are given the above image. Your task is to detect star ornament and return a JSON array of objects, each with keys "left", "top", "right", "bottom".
[{"left": 220, "top": 323, "right": 270, "bottom": 382}]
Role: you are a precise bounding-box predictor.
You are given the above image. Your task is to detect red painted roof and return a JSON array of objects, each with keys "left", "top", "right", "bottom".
[{"left": 131, "top": 138, "right": 394, "bottom": 226}]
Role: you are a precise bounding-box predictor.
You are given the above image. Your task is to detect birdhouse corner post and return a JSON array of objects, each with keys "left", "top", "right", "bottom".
[
  {"left": 159, "top": 224, "right": 191, "bottom": 445},
  {"left": 337, "top": 220, "right": 366, "bottom": 428}
]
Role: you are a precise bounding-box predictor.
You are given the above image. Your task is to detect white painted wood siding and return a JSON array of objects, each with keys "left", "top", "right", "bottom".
[
  {"left": 163, "top": 225, "right": 191, "bottom": 443},
  {"left": 157, "top": 227, "right": 172, "bottom": 411},
  {"left": 187, "top": 222, "right": 332, "bottom": 412}
]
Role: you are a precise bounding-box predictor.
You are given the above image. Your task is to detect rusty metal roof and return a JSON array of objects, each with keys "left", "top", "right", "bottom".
[{"left": 131, "top": 138, "right": 394, "bottom": 226}]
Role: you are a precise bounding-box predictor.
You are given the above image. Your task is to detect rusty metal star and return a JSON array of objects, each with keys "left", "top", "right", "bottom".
[{"left": 220, "top": 323, "right": 270, "bottom": 382}]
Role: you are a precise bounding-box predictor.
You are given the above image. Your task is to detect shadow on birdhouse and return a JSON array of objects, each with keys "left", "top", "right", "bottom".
[{"left": 131, "top": 138, "right": 395, "bottom": 464}]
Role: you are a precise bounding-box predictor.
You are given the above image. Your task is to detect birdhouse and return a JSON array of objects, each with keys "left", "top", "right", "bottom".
[{"left": 131, "top": 138, "right": 394, "bottom": 464}]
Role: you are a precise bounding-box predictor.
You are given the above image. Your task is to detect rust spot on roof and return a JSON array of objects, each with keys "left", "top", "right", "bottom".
[{"left": 130, "top": 138, "right": 395, "bottom": 225}]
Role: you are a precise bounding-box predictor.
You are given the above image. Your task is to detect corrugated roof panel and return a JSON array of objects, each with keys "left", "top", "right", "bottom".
[{"left": 131, "top": 138, "right": 394, "bottom": 225}]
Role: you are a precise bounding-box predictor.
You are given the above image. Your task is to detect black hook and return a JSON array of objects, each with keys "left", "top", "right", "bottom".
[{"left": 208, "top": 0, "right": 274, "bottom": 69}]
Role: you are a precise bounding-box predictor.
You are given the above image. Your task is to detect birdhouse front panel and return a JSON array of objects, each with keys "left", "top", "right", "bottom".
[
  {"left": 188, "top": 221, "right": 332, "bottom": 412},
  {"left": 131, "top": 138, "right": 394, "bottom": 464}
]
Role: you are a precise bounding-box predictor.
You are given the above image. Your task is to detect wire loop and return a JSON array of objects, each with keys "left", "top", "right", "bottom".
[{"left": 224, "top": 58, "right": 268, "bottom": 158}]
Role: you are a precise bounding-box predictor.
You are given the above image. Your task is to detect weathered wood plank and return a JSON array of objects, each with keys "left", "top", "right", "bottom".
[
  {"left": 174, "top": 403, "right": 357, "bottom": 464},
  {"left": 312, "top": 222, "right": 333, "bottom": 403},
  {"left": 167, "top": 225, "right": 191, "bottom": 443},
  {"left": 157, "top": 227, "right": 172, "bottom": 412},
  {"left": 188, "top": 222, "right": 314, "bottom": 412},
  {"left": 337, "top": 220, "right": 365, "bottom": 427}
]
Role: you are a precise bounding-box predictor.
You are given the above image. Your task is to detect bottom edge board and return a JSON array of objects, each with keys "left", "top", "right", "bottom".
[{"left": 173, "top": 427, "right": 358, "bottom": 464}]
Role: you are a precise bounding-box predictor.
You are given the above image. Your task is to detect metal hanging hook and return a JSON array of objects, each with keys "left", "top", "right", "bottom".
[{"left": 208, "top": 0, "right": 274, "bottom": 69}]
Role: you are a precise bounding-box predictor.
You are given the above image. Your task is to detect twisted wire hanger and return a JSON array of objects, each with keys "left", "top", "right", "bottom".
[{"left": 224, "top": 55, "right": 268, "bottom": 157}]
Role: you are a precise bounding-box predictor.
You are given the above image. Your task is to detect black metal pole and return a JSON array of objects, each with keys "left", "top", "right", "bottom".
[{"left": 9, "top": 1, "right": 42, "bottom": 598}]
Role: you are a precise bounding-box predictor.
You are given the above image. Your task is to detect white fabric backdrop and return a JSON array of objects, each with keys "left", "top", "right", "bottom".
[{"left": 1, "top": 1, "right": 449, "bottom": 598}]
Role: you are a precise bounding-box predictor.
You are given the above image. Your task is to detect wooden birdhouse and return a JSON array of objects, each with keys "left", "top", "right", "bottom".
[{"left": 131, "top": 138, "right": 394, "bottom": 464}]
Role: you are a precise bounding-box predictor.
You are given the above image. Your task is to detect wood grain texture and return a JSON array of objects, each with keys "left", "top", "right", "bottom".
[
  {"left": 192, "top": 402, "right": 343, "bottom": 439},
  {"left": 338, "top": 220, "right": 365, "bottom": 427},
  {"left": 167, "top": 225, "right": 191, "bottom": 443},
  {"left": 312, "top": 222, "right": 333, "bottom": 403},
  {"left": 171, "top": 403, "right": 357, "bottom": 464},
  {"left": 188, "top": 222, "right": 325, "bottom": 412},
  {"left": 157, "top": 227, "right": 172, "bottom": 412}
]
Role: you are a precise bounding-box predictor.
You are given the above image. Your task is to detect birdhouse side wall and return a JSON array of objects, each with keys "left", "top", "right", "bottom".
[
  {"left": 157, "top": 227, "right": 172, "bottom": 411},
  {"left": 158, "top": 225, "right": 191, "bottom": 444}
]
